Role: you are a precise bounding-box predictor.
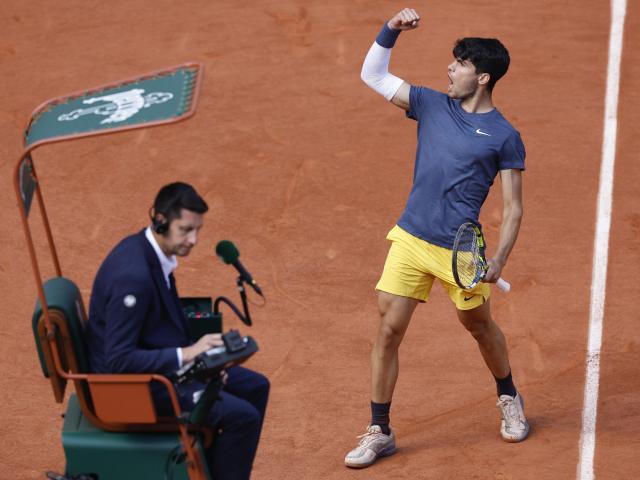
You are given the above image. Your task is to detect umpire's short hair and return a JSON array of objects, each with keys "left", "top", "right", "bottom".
[
  {"left": 153, "top": 182, "right": 208, "bottom": 222},
  {"left": 453, "top": 38, "right": 510, "bottom": 91}
]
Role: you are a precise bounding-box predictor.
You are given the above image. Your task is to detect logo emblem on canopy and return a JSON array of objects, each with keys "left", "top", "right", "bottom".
[{"left": 57, "top": 89, "right": 174, "bottom": 125}]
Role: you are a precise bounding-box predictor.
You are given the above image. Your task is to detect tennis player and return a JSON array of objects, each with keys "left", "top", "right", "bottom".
[{"left": 345, "top": 8, "right": 528, "bottom": 469}]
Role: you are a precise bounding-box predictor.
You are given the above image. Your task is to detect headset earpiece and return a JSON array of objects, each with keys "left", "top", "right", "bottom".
[
  {"left": 149, "top": 208, "right": 169, "bottom": 235},
  {"left": 154, "top": 218, "right": 169, "bottom": 234}
]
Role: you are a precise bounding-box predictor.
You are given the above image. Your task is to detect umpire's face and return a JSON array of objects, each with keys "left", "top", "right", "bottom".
[{"left": 164, "top": 208, "right": 204, "bottom": 257}]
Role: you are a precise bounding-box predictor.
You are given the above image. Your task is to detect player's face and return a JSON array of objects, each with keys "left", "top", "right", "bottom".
[
  {"left": 164, "top": 209, "right": 204, "bottom": 257},
  {"left": 447, "top": 58, "right": 484, "bottom": 99}
]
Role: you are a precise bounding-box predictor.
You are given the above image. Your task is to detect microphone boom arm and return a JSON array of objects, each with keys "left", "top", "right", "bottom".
[{"left": 213, "top": 276, "right": 253, "bottom": 326}]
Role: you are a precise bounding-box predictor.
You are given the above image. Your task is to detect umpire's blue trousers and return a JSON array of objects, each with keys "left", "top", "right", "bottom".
[
  {"left": 205, "top": 366, "right": 270, "bottom": 480},
  {"left": 157, "top": 366, "right": 270, "bottom": 480}
]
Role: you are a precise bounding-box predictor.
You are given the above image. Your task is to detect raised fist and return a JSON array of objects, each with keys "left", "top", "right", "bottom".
[{"left": 388, "top": 8, "right": 421, "bottom": 31}]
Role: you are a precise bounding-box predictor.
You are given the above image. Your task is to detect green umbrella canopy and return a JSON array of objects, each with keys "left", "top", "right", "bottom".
[
  {"left": 17, "top": 63, "right": 202, "bottom": 216},
  {"left": 24, "top": 63, "right": 202, "bottom": 147}
]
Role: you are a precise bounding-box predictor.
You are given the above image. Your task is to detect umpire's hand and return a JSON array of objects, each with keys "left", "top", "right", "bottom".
[{"left": 182, "top": 333, "right": 224, "bottom": 364}]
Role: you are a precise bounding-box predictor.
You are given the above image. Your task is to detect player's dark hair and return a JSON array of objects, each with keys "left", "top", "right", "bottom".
[
  {"left": 153, "top": 182, "right": 208, "bottom": 225},
  {"left": 453, "top": 38, "right": 510, "bottom": 91}
]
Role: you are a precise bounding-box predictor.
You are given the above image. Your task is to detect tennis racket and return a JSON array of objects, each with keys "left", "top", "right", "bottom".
[{"left": 451, "top": 222, "right": 510, "bottom": 292}]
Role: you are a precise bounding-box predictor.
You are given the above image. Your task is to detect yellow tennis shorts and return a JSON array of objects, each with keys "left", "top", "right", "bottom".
[{"left": 376, "top": 225, "right": 490, "bottom": 310}]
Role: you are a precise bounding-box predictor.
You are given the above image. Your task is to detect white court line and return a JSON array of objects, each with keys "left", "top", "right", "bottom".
[{"left": 577, "top": 0, "right": 627, "bottom": 479}]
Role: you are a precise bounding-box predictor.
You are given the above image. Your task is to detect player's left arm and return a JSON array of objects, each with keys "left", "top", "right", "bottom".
[
  {"left": 485, "top": 168, "right": 523, "bottom": 282},
  {"left": 360, "top": 9, "right": 420, "bottom": 110}
]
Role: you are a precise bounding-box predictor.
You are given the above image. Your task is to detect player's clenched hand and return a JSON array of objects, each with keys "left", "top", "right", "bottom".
[
  {"left": 182, "top": 333, "right": 224, "bottom": 364},
  {"left": 388, "top": 8, "right": 420, "bottom": 31},
  {"left": 484, "top": 258, "right": 503, "bottom": 283}
]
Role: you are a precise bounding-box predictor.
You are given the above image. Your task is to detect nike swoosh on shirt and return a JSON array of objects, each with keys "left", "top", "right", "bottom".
[{"left": 475, "top": 129, "right": 491, "bottom": 136}]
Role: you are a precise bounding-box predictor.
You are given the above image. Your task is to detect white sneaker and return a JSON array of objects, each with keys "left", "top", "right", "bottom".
[
  {"left": 344, "top": 425, "right": 396, "bottom": 468},
  {"left": 497, "top": 394, "right": 530, "bottom": 442}
]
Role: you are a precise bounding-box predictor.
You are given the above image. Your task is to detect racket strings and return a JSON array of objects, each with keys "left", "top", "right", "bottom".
[{"left": 455, "top": 226, "right": 483, "bottom": 288}]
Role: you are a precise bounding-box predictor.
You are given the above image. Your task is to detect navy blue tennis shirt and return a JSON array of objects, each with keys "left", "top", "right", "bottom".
[{"left": 397, "top": 86, "right": 526, "bottom": 248}]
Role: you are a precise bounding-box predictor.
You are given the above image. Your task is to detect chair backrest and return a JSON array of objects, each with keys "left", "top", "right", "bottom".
[
  {"left": 31, "top": 276, "right": 173, "bottom": 429},
  {"left": 32, "top": 276, "right": 91, "bottom": 403}
]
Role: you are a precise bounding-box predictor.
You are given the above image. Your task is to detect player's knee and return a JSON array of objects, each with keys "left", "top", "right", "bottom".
[
  {"left": 377, "top": 322, "right": 403, "bottom": 350},
  {"left": 377, "top": 293, "right": 393, "bottom": 317},
  {"left": 461, "top": 318, "right": 491, "bottom": 341}
]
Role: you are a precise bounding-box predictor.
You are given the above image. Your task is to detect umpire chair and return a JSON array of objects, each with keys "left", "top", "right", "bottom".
[{"left": 14, "top": 64, "right": 219, "bottom": 479}]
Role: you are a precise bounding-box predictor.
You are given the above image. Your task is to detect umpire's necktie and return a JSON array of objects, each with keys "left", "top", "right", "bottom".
[{"left": 168, "top": 273, "right": 189, "bottom": 336}]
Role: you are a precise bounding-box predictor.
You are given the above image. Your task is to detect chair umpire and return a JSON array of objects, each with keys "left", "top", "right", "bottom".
[{"left": 85, "top": 182, "right": 269, "bottom": 480}]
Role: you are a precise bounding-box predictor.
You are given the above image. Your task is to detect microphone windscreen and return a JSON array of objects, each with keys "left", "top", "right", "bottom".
[{"left": 215, "top": 240, "right": 239, "bottom": 264}]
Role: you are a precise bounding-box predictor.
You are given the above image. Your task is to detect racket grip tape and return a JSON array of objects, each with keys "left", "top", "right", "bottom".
[{"left": 496, "top": 278, "right": 511, "bottom": 293}]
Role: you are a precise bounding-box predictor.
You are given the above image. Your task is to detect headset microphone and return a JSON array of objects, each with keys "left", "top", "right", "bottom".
[{"left": 215, "top": 240, "right": 263, "bottom": 296}]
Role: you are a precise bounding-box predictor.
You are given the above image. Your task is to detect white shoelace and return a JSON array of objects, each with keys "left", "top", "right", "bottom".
[
  {"left": 498, "top": 397, "right": 523, "bottom": 426},
  {"left": 356, "top": 428, "right": 384, "bottom": 446}
]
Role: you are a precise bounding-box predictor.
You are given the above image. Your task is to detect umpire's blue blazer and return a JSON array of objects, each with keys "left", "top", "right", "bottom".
[{"left": 86, "top": 229, "right": 190, "bottom": 376}]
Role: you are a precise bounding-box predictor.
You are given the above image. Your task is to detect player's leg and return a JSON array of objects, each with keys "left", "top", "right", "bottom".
[
  {"left": 345, "top": 292, "right": 417, "bottom": 469},
  {"left": 370, "top": 226, "right": 431, "bottom": 408},
  {"left": 371, "top": 291, "right": 419, "bottom": 404},
  {"left": 439, "top": 278, "right": 512, "bottom": 384},
  {"left": 456, "top": 299, "right": 529, "bottom": 442},
  {"left": 456, "top": 299, "right": 510, "bottom": 379},
  {"left": 369, "top": 291, "right": 418, "bottom": 436},
  {"left": 345, "top": 225, "right": 431, "bottom": 468}
]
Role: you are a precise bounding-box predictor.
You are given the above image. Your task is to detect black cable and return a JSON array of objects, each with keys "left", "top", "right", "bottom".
[
  {"left": 213, "top": 295, "right": 248, "bottom": 324},
  {"left": 212, "top": 276, "right": 254, "bottom": 326}
]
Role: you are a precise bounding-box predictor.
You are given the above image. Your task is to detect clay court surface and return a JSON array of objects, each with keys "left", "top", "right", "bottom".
[{"left": 0, "top": 1, "right": 638, "bottom": 478}]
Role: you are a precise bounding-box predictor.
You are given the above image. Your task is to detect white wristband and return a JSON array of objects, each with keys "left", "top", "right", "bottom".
[{"left": 361, "top": 42, "right": 405, "bottom": 101}]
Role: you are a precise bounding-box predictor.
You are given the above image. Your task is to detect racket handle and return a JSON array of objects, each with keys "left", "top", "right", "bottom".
[{"left": 496, "top": 277, "right": 511, "bottom": 293}]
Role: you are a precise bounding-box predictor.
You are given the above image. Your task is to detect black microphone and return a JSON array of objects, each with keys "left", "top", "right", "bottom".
[{"left": 215, "top": 240, "right": 263, "bottom": 296}]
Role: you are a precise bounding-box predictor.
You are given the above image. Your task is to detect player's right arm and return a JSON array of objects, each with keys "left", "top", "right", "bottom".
[{"left": 361, "top": 8, "right": 420, "bottom": 111}]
